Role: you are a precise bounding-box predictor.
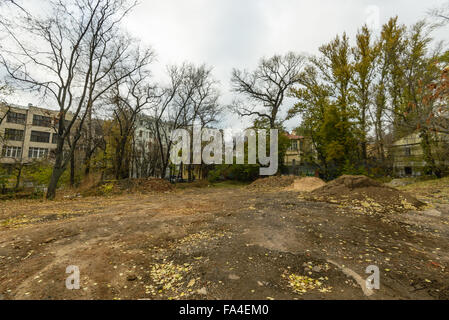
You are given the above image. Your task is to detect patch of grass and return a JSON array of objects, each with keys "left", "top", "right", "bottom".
[
  {"left": 399, "top": 176, "right": 449, "bottom": 204},
  {"left": 400, "top": 176, "right": 449, "bottom": 190},
  {"left": 373, "top": 176, "right": 393, "bottom": 184},
  {"left": 399, "top": 177, "right": 449, "bottom": 196},
  {"left": 99, "top": 182, "right": 115, "bottom": 195}
]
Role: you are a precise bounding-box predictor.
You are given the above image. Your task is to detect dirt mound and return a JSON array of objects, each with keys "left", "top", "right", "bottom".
[
  {"left": 286, "top": 177, "right": 326, "bottom": 192},
  {"left": 117, "top": 178, "right": 174, "bottom": 193},
  {"left": 85, "top": 178, "right": 174, "bottom": 196},
  {"left": 248, "top": 176, "right": 295, "bottom": 190},
  {"left": 313, "top": 175, "right": 385, "bottom": 195},
  {"left": 308, "top": 175, "right": 424, "bottom": 214}
]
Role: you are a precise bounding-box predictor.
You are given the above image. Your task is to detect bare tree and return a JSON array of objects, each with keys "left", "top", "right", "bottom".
[
  {"left": 0, "top": 0, "right": 153, "bottom": 199},
  {"left": 231, "top": 52, "right": 305, "bottom": 129},
  {"left": 109, "top": 60, "right": 155, "bottom": 180},
  {"left": 151, "top": 65, "right": 189, "bottom": 179},
  {"left": 186, "top": 66, "right": 221, "bottom": 181},
  {"left": 150, "top": 63, "right": 221, "bottom": 179},
  {"left": 82, "top": 110, "right": 107, "bottom": 176},
  {"left": 0, "top": 84, "right": 13, "bottom": 126},
  {"left": 429, "top": 1, "right": 449, "bottom": 27},
  {"left": 0, "top": 0, "right": 28, "bottom": 15}
]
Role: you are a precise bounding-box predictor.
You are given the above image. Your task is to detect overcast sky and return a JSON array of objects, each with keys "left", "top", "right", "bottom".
[
  {"left": 125, "top": 0, "right": 449, "bottom": 130},
  {"left": 4, "top": 0, "right": 449, "bottom": 131}
]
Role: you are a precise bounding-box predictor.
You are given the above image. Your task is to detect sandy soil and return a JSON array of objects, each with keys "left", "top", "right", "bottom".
[{"left": 0, "top": 183, "right": 448, "bottom": 300}]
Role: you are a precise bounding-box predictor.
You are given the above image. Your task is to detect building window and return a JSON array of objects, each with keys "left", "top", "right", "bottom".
[
  {"left": 289, "top": 140, "right": 298, "bottom": 151},
  {"left": 28, "top": 147, "right": 48, "bottom": 159},
  {"left": 32, "top": 114, "right": 51, "bottom": 127},
  {"left": 405, "top": 147, "right": 411, "bottom": 156},
  {"left": 5, "top": 128, "right": 24, "bottom": 141},
  {"left": 30, "top": 131, "right": 50, "bottom": 143},
  {"left": 55, "top": 119, "right": 72, "bottom": 130},
  {"left": 2, "top": 146, "right": 22, "bottom": 158},
  {"left": 6, "top": 112, "right": 26, "bottom": 124}
]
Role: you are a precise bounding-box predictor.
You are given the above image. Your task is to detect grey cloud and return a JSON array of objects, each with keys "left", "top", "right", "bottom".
[{"left": 4, "top": 0, "right": 449, "bottom": 130}]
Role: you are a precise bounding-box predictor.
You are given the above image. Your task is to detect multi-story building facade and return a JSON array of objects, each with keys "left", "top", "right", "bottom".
[
  {"left": 391, "top": 132, "right": 449, "bottom": 177},
  {"left": 283, "top": 130, "right": 317, "bottom": 176},
  {"left": 131, "top": 116, "right": 204, "bottom": 180},
  {"left": 130, "top": 114, "right": 169, "bottom": 178},
  {"left": 284, "top": 131, "right": 303, "bottom": 167},
  {"left": 0, "top": 103, "right": 73, "bottom": 165}
]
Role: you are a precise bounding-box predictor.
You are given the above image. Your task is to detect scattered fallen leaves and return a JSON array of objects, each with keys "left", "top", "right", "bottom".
[
  {"left": 283, "top": 272, "right": 332, "bottom": 295},
  {"left": 146, "top": 261, "right": 194, "bottom": 299}
]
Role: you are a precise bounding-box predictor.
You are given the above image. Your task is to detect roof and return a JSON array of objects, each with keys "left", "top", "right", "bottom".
[
  {"left": 1, "top": 102, "right": 58, "bottom": 113},
  {"left": 284, "top": 132, "right": 304, "bottom": 140}
]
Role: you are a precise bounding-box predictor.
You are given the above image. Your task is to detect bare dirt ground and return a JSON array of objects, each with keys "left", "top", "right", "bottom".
[{"left": 0, "top": 179, "right": 448, "bottom": 300}]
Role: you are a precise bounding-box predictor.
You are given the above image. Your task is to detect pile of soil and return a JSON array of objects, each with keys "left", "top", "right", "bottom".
[
  {"left": 248, "top": 176, "right": 296, "bottom": 190},
  {"left": 286, "top": 177, "right": 326, "bottom": 192},
  {"left": 85, "top": 178, "right": 174, "bottom": 196},
  {"left": 117, "top": 178, "right": 174, "bottom": 193},
  {"left": 308, "top": 175, "right": 424, "bottom": 214}
]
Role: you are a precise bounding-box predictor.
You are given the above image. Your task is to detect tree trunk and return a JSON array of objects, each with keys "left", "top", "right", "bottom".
[
  {"left": 14, "top": 165, "right": 23, "bottom": 191},
  {"left": 188, "top": 130, "right": 193, "bottom": 182},
  {"left": 84, "top": 102, "right": 93, "bottom": 177},
  {"left": 84, "top": 156, "right": 91, "bottom": 176},
  {"left": 115, "top": 149, "right": 123, "bottom": 180},
  {"left": 161, "top": 161, "right": 169, "bottom": 179},
  {"left": 375, "top": 122, "right": 385, "bottom": 163},
  {"left": 421, "top": 130, "right": 442, "bottom": 178},
  {"left": 270, "top": 117, "right": 275, "bottom": 130},
  {"left": 46, "top": 157, "right": 65, "bottom": 200},
  {"left": 115, "top": 136, "right": 127, "bottom": 180},
  {"left": 46, "top": 139, "right": 67, "bottom": 200},
  {"left": 70, "top": 151, "right": 75, "bottom": 187},
  {"left": 361, "top": 141, "right": 367, "bottom": 162},
  {"left": 360, "top": 109, "right": 368, "bottom": 164}
]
